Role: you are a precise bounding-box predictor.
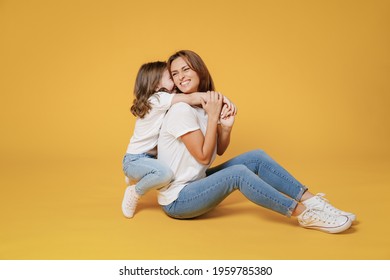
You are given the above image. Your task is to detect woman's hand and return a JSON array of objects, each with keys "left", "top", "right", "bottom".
[
  {"left": 219, "top": 114, "right": 235, "bottom": 128},
  {"left": 220, "top": 95, "right": 237, "bottom": 118},
  {"left": 201, "top": 91, "right": 223, "bottom": 121},
  {"left": 217, "top": 104, "right": 235, "bottom": 155}
]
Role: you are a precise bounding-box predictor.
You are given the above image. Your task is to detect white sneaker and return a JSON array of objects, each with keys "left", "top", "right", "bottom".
[
  {"left": 121, "top": 185, "right": 140, "bottom": 218},
  {"left": 302, "top": 193, "right": 356, "bottom": 221},
  {"left": 298, "top": 208, "right": 352, "bottom": 233}
]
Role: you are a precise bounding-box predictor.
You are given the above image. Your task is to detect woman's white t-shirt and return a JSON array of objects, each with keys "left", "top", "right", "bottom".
[
  {"left": 126, "top": 91, "right": 174, "bottom": 155},
  {"left": 157, "top": 102, "right": 217, "bottom": 205}
]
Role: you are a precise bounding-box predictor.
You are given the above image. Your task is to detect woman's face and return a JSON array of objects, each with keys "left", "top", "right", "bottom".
[{"left": 170, "top": 57, "right": 200, "bottom": 93}]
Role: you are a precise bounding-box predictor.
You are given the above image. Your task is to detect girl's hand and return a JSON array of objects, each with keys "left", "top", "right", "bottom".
[{"left": 201, "top": 91, "right": 223, "bottom": 121}]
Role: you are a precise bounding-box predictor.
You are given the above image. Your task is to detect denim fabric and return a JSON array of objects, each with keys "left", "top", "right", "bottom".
[
  {"left": 162, "top": 150, "right": 307, "bottom": 218},
  {"left": 123, "top": 153, "right": 174, "bottom": 196}
]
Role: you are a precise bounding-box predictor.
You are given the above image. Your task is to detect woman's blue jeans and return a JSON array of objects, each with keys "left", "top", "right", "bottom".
[
  {"left": 123, "top": 153, "right": 174, "bottom": 196},
  {"left": 162, "top": 150, "right": 307, "bottom": 218}
]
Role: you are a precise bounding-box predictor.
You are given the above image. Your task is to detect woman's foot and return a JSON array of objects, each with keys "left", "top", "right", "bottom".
[
  {"left": 298, "top": 208, "right": 352, "bottom": 233},
  {"left": 302, "top": 193, "right": 356, "bottom": 221}
]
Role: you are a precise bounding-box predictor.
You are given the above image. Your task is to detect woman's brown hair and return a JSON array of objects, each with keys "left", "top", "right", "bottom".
[
  {"left": 130, "top": 61, "right": 168, "bottom": 118},
  {"left": 167, "top": 50, "right": 215, "bottom": 92}
]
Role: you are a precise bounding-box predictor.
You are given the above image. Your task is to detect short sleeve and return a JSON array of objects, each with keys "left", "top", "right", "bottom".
[
  {"left": 165, "top": 103, "right": 200, "bottom": 138},
  {"left": 149, "top": 92, "right": 174, "bottom": 111}
]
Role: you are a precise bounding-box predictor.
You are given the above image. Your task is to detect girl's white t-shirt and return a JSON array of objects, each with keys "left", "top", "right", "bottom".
[
  {"left": 157, "top": 102, "right": 217, "bottom": 205},
  {"left": 126, "top": 91, "right": 174, "bottom": 155}
]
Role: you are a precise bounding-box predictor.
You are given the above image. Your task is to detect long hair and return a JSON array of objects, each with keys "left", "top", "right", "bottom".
[
  {"left": 130, "top": 61, "right": 168, "bottom": 118},
  {"left": 167, "top": 50, "right": 215, "bottom": 92}
]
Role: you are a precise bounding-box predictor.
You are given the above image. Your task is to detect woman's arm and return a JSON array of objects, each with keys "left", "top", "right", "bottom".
[
  {"left": 180, "top": 92, "right": 222, "bottom": 165},
  {"left": 216, "top": 120, "right": 234, "bottom": 155},
  {"left": 217, "top": 96, "right": 236, "bottom": 155}
]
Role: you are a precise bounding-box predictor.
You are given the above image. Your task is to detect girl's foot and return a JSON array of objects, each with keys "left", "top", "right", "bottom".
[{"left": 122, "top": 185, "right": 140, "bottom": 218}]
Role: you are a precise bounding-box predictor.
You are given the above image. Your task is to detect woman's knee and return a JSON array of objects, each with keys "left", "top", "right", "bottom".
[
  {"left": 227, "top": 164, "right": 252, "bottom": 176},
  {"left": 245, "top": 149, "right": 271, "bottom": 162},
  {"left": 253, "top": 149, "right": 267, "bottom": 157}
]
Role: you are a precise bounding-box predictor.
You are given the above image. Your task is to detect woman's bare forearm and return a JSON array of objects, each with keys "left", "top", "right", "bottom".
[{"left": 217, "top": 124, "right": 232, "bottom": 155}]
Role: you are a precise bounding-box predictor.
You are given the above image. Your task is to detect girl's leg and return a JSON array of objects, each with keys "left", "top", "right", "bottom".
[
  {"left": 122, "top": 154, "right": 174, "bottom": 218},
  {"left": 123, "top": 154, "right": 173, "bottom": 196},
  {"left": 163, "top": 164, "right": 298, "bottom": 219},
  {"left": 207, "top": 149, "right": 307, "bottom": 201}
]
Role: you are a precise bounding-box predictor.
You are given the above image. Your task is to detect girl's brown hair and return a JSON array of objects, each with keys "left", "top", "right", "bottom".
[
  {"left": 130, "top": 61, "right": 168, "bottom": 118},
  {"left": 167, "top": 50, "right": 215, "bottom": 92}
]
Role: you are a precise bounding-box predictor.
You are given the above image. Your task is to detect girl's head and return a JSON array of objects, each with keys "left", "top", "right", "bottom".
[
  {"left": 168, "top": 50, "right": 215, "bottom": 93},
  {"left": 131, "top": 61, "right": 174, "bottom": 118}
]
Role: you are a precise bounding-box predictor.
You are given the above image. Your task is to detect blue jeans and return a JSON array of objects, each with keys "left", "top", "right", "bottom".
[
  {"left": 162, "top": 150, "right": 307, "bottom": 218},
  {"left": 123, "top": 153, "right": 174, "bottom": 196}
]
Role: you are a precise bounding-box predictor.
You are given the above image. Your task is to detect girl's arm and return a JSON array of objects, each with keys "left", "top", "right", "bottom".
[
  {"left": 171, "top": 92, "right": 206, "bottom": 106},
  {"left": 172, "top": 92, "right": 236, "bottom": 119},
  {"left": 180, "top": 92, "right": 222, "bottom": 165}
]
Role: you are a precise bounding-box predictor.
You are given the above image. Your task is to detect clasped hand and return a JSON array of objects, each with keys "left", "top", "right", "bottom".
[{"left": 201, "top": 91, "right": 237, "bottom": 127}]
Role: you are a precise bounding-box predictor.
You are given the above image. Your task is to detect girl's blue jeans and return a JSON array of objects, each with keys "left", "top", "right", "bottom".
[
  {"left": 123, "top": 153, "right": 174, "bottom": 196},
  {"left": 162, "top": 149, "right": 308, "bottom": 218}
]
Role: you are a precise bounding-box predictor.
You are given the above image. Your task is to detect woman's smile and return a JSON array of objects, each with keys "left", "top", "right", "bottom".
[{"left": 180, "top": 79, "right": 191, "bottom": 87}]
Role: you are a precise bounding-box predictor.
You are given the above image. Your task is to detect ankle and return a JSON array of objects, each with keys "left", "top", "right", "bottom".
[
  {"left": 292, "top": 203, "right": 307, "bottom": 216},
  {"left": 300, "top": 191, "right": 314, "bottom": 202}
]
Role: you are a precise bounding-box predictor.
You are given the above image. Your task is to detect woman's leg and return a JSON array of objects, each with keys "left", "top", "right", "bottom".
[
  {"left": 123, "top": 154, "right": 174, "bottom": 196},
  {"left": 208, "top": 150, "right": 356, "bottom": 221},
  {"left": 207, "top": 149, "right": 307, "bottom": 201},
  {"left": 163, "top": 164, "right": 298, "bottom": 219},
  {"left": 162, "top": 164, "right": 352, "bottom": 233}
]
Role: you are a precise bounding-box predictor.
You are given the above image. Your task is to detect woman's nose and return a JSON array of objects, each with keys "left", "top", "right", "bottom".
[{"left": 178, "top": 72, "right": 184, "bottom": 80}]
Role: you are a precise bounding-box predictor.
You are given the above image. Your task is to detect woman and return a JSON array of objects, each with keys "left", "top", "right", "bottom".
[{"left": 156, "top": 50, "right": 355, "bottom": 233}]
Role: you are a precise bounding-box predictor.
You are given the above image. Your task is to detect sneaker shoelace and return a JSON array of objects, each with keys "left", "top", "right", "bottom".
[
  {"left": 301, "top": 209, "right": 338, "bottom": 225},
  {"left": 314, "top": 193, "right": 344, "bottom": 215}
]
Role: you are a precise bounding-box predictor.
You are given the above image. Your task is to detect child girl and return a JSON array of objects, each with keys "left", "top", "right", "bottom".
[{"left": 122, "top": 61, "right": 234, "bottom": 218}]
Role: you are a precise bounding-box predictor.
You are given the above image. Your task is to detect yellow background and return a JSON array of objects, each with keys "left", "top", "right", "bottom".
[{"left": 1, "top": 0, "right": 389, "bottom": 259}]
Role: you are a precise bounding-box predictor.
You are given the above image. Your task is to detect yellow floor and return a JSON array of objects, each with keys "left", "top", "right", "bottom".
[{"left": 1, "top": 155, "right": 389, "bottom": 260}]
